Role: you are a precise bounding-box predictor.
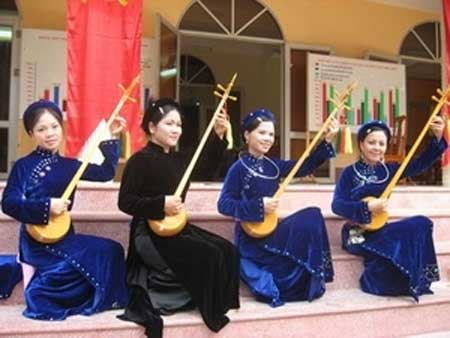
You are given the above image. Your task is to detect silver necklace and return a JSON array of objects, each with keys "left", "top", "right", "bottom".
[
  {"left": 352, "top": 161, "right": 390, "bottom": 184},
  {"left": 239, "top": 154, "right": 280, "bottom": 180}
]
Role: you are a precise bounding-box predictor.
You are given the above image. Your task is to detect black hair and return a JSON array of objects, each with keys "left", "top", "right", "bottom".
[
  {"left": 24, "top": 108, "right": 63, "bottom": 135},
  {"left": 358, "top": 126, "right": 390, "bottom": 143},
  {"left": 141, "top": 98, "right": 182, "bottom": 135}
]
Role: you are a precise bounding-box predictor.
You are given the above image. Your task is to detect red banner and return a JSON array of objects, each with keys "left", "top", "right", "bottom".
[
  {"left": 442, "top": 0, "right": 450, "bottom": 166},
  {"left": 66, "top": 0, "right": 143, "bottom": 157}
]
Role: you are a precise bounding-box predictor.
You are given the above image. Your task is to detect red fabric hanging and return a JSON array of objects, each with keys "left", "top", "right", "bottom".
[{"left": 66, "top": 0, "right": 143, "bottom": 157}]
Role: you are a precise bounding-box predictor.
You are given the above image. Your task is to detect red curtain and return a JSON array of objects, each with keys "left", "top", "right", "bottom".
[
  {"left": 442, "top": 0, "right": 450, "bottom": 166},
  {"left": 66, "top": 0, "right": 143, "bottom": 157}
]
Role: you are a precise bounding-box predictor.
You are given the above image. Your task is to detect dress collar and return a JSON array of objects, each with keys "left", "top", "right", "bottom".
[
  {"left": 35, "top": 147, "right": 59, "bottom": 158},
  {"left": 145, "top": 141, "right": 172, "bottom": 154},
  {"left": 352, "top": 160, "right": 390, "bottom": 185},
  {"left": 239, "top": 152, "right": 280, "bottom": 179},
  {"left": 355, "top": 159, "right": 379, "bottom": 170},
  {"left": 241, "top": 152, "right": 264, "bottom": 165}
]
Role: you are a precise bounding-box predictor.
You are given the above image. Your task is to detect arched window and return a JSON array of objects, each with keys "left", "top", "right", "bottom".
[
  {"left": 399, "top": 21, "right": 441, "bottom": 80},
  {"left": 179, "top": 0, "right": 283, "bottom": 41},
  {"left": 399, "top": 21, "right": 442, "bottom": 185}
]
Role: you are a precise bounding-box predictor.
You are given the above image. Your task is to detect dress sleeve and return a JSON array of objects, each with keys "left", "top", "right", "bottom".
[
  {"left": 80, "top": 139, "right": 120, "bottom": 182},
  {"left": 1, "top": 161, "right": 51, "bottom": 224},
  {"left": 217, "top": 164, "right": 265, "bottom": 222},
  {"left": 400, "top": 137, "right": 448, "bottom": 178},
  {"left": 277, "top": 140, "right": 336, "bottom": 177},
  {"left": 118, "top": 155, "right": 166, "bottom": 220},
  {"left": 331, "top": 167, "right": 371, "bottom": 224}
]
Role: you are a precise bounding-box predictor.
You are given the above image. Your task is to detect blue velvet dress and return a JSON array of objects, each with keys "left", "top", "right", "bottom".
[
  {"left": 1, "top": 140, "right": 128, "bottom": 320},
  {"left": 0, "top": 255, "right": 22, "bottom": 299},
  {"left": 332, "top": 137, "right": 447, "bottom": 300},
  {"left": 218, "top": 140, "right": 335, "bottom": 306}
]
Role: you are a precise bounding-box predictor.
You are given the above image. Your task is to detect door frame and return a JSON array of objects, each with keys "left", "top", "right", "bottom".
[
  {"left": 284, "top": 42, "right": 335, "bottom": 182},
  {"left": 0, "top": 15, "right": 20, "bottom": 178},
  {"left": 156, "top": 14, "right": 180, "bottom": 101}
]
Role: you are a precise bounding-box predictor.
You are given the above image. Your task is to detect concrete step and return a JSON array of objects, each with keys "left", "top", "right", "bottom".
[
  {"left": 2, "top": 181, "right": 450, "bottom": 250},
  {"left": 3, "top": 241, "right": 450, "bottom": 306},
  {"left": 2, "top": 210, "right": 450, "bottom": 252},
  {"left": 2, "top": 182, "right": 450, "bottom": 214},
  {"left": 1, "top": 283, "right": 450, "bottom": 338}
]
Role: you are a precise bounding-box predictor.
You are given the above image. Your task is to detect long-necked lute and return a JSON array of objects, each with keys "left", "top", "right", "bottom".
[
  {"left": 241, "top": 82, "right": 357, "bottom": 238},
  {"left": 148, "top": 73, "right": 238, "bottom": 237},
  {"left": 26, "top": 74, "right": 140, "bottom": 243},
  {"left": 363, "top": 86, "right": 450, "bottom": 231}
]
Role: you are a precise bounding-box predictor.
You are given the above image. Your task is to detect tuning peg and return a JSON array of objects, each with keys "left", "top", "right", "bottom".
[
  {"left": 214, "top": 91, "right": 224, "bottom": 98},
  {"left": 119, "top": 84, "right": 134, "bottom": 95},
  {"left": 228, "top": 95, "right": 237, "bottom": 101},
  {"left": 431, "top": 95, "right": 440, "bottom": 103},
  {"left": 217, "top": 84, "right": 226, "bottom": 91},
  {"left": 126, "top": 96, "right": 137, "bottom": 103},
  {"left": 437, "top": 88, "right": 444, "bottom": 96},
  {"left": 329, "top": 98, "right": 339, "bottom": 106}
]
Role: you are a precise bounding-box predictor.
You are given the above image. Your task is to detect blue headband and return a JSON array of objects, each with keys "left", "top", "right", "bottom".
[
  {"left": 23, "top": 100, "right": 63, "bottom": 121},
  {"left": 357, "top": 120, "right": 391, "bottom": 142},
  {"left": 241, "top": 109, "right": 275, "bottom": 133}
]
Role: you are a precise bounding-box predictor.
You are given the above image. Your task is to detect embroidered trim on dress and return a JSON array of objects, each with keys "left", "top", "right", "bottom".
[{"left": 352, "top": 161, "right": 390, "bottom": 185}]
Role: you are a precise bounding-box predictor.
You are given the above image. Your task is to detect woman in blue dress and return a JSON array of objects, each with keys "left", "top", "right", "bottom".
[
  {"left": 217, "top": 109, "right": 338, "bottom": 307},
  {"left": 1, "top": 99, "right": 128, "bottom": 320},
  {"left": 332, "top": 118, "right": 447, "bottom": 300}
]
